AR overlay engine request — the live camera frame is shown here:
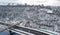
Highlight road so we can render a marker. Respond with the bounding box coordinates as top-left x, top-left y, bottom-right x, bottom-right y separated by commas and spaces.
12, 26, 48, 35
